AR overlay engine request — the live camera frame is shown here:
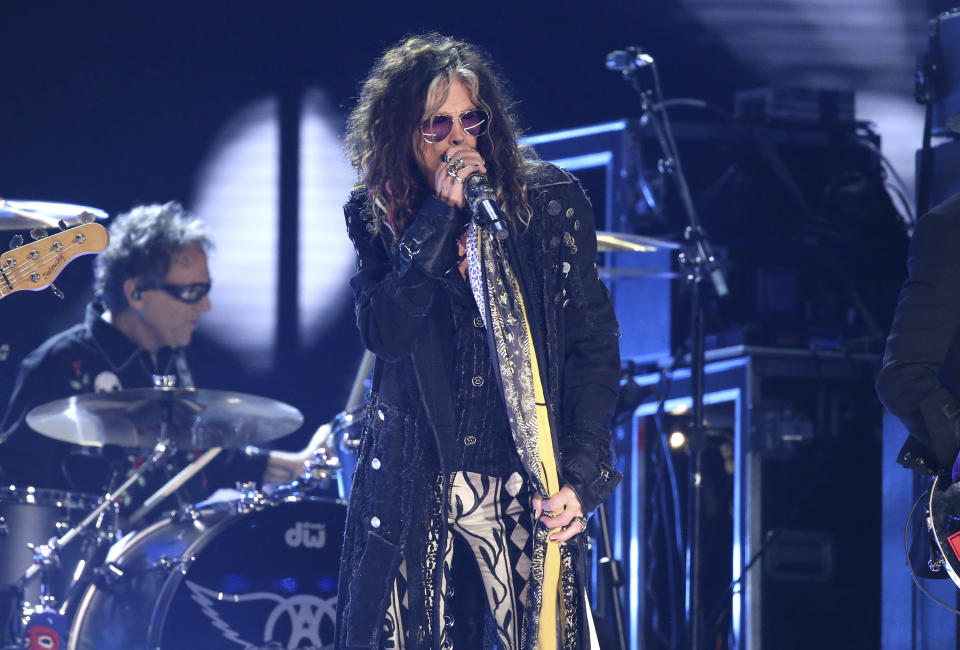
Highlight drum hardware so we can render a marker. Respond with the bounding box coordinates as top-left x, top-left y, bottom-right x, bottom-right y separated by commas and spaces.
235, 482, 270, 515
4, 457, 161, 650
301, 442, 343, 486
18, 441, 171, 591
174, 503, 202, 523
97, 563, 125, 586
17, 386, 303, 648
